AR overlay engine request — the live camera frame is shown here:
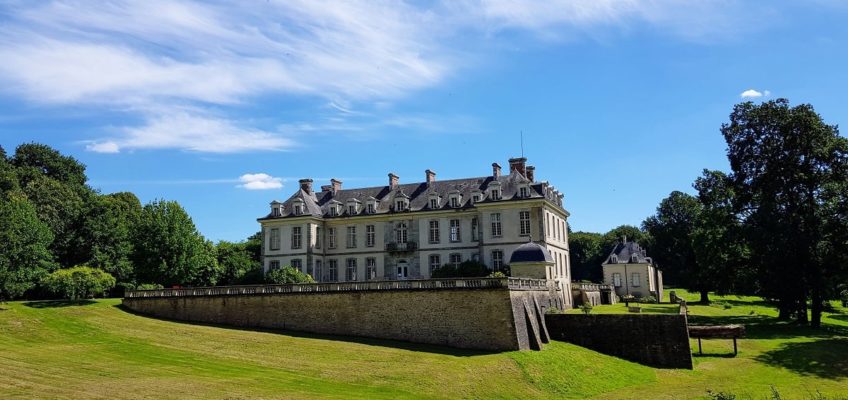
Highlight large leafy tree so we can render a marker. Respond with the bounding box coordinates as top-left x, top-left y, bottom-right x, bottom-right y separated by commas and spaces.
21, 175, 91, 266
0, 192, 55, 300
132, 200, 220, 287
722, 99, 848, 327
216, 241, 260, 285
601, 225, 648, 251
568, 231, 604, 282
10, 143, 87, 187
642, 191, 705, 301
77, 192, 142, 286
